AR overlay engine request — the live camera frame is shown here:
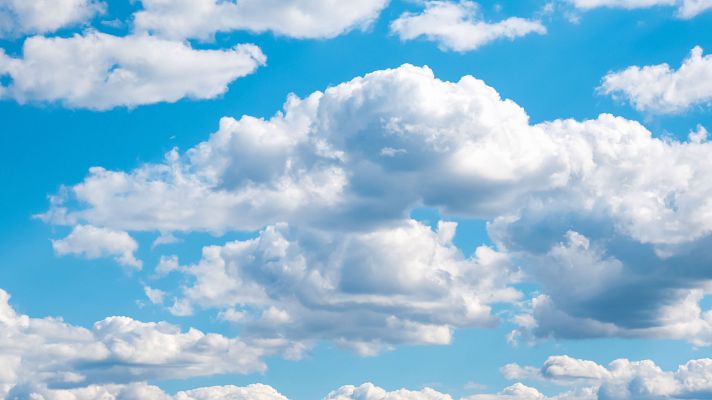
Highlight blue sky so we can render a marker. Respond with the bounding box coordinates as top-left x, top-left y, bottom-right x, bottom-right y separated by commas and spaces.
2, 1, 712, 399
